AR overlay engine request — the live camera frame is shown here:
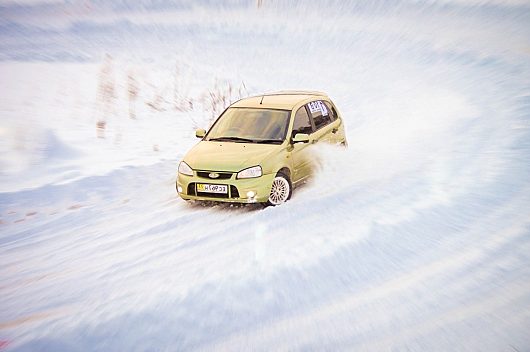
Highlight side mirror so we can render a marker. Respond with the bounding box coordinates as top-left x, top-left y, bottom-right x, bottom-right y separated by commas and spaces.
195, 128, 206, 138
292, 133, 310, 144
